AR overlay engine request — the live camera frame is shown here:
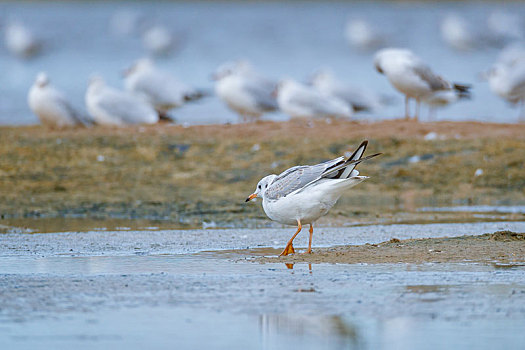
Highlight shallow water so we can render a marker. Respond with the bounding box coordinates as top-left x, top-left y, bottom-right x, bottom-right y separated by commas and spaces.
1, 1, 525, 125
1, 222, 525, 348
